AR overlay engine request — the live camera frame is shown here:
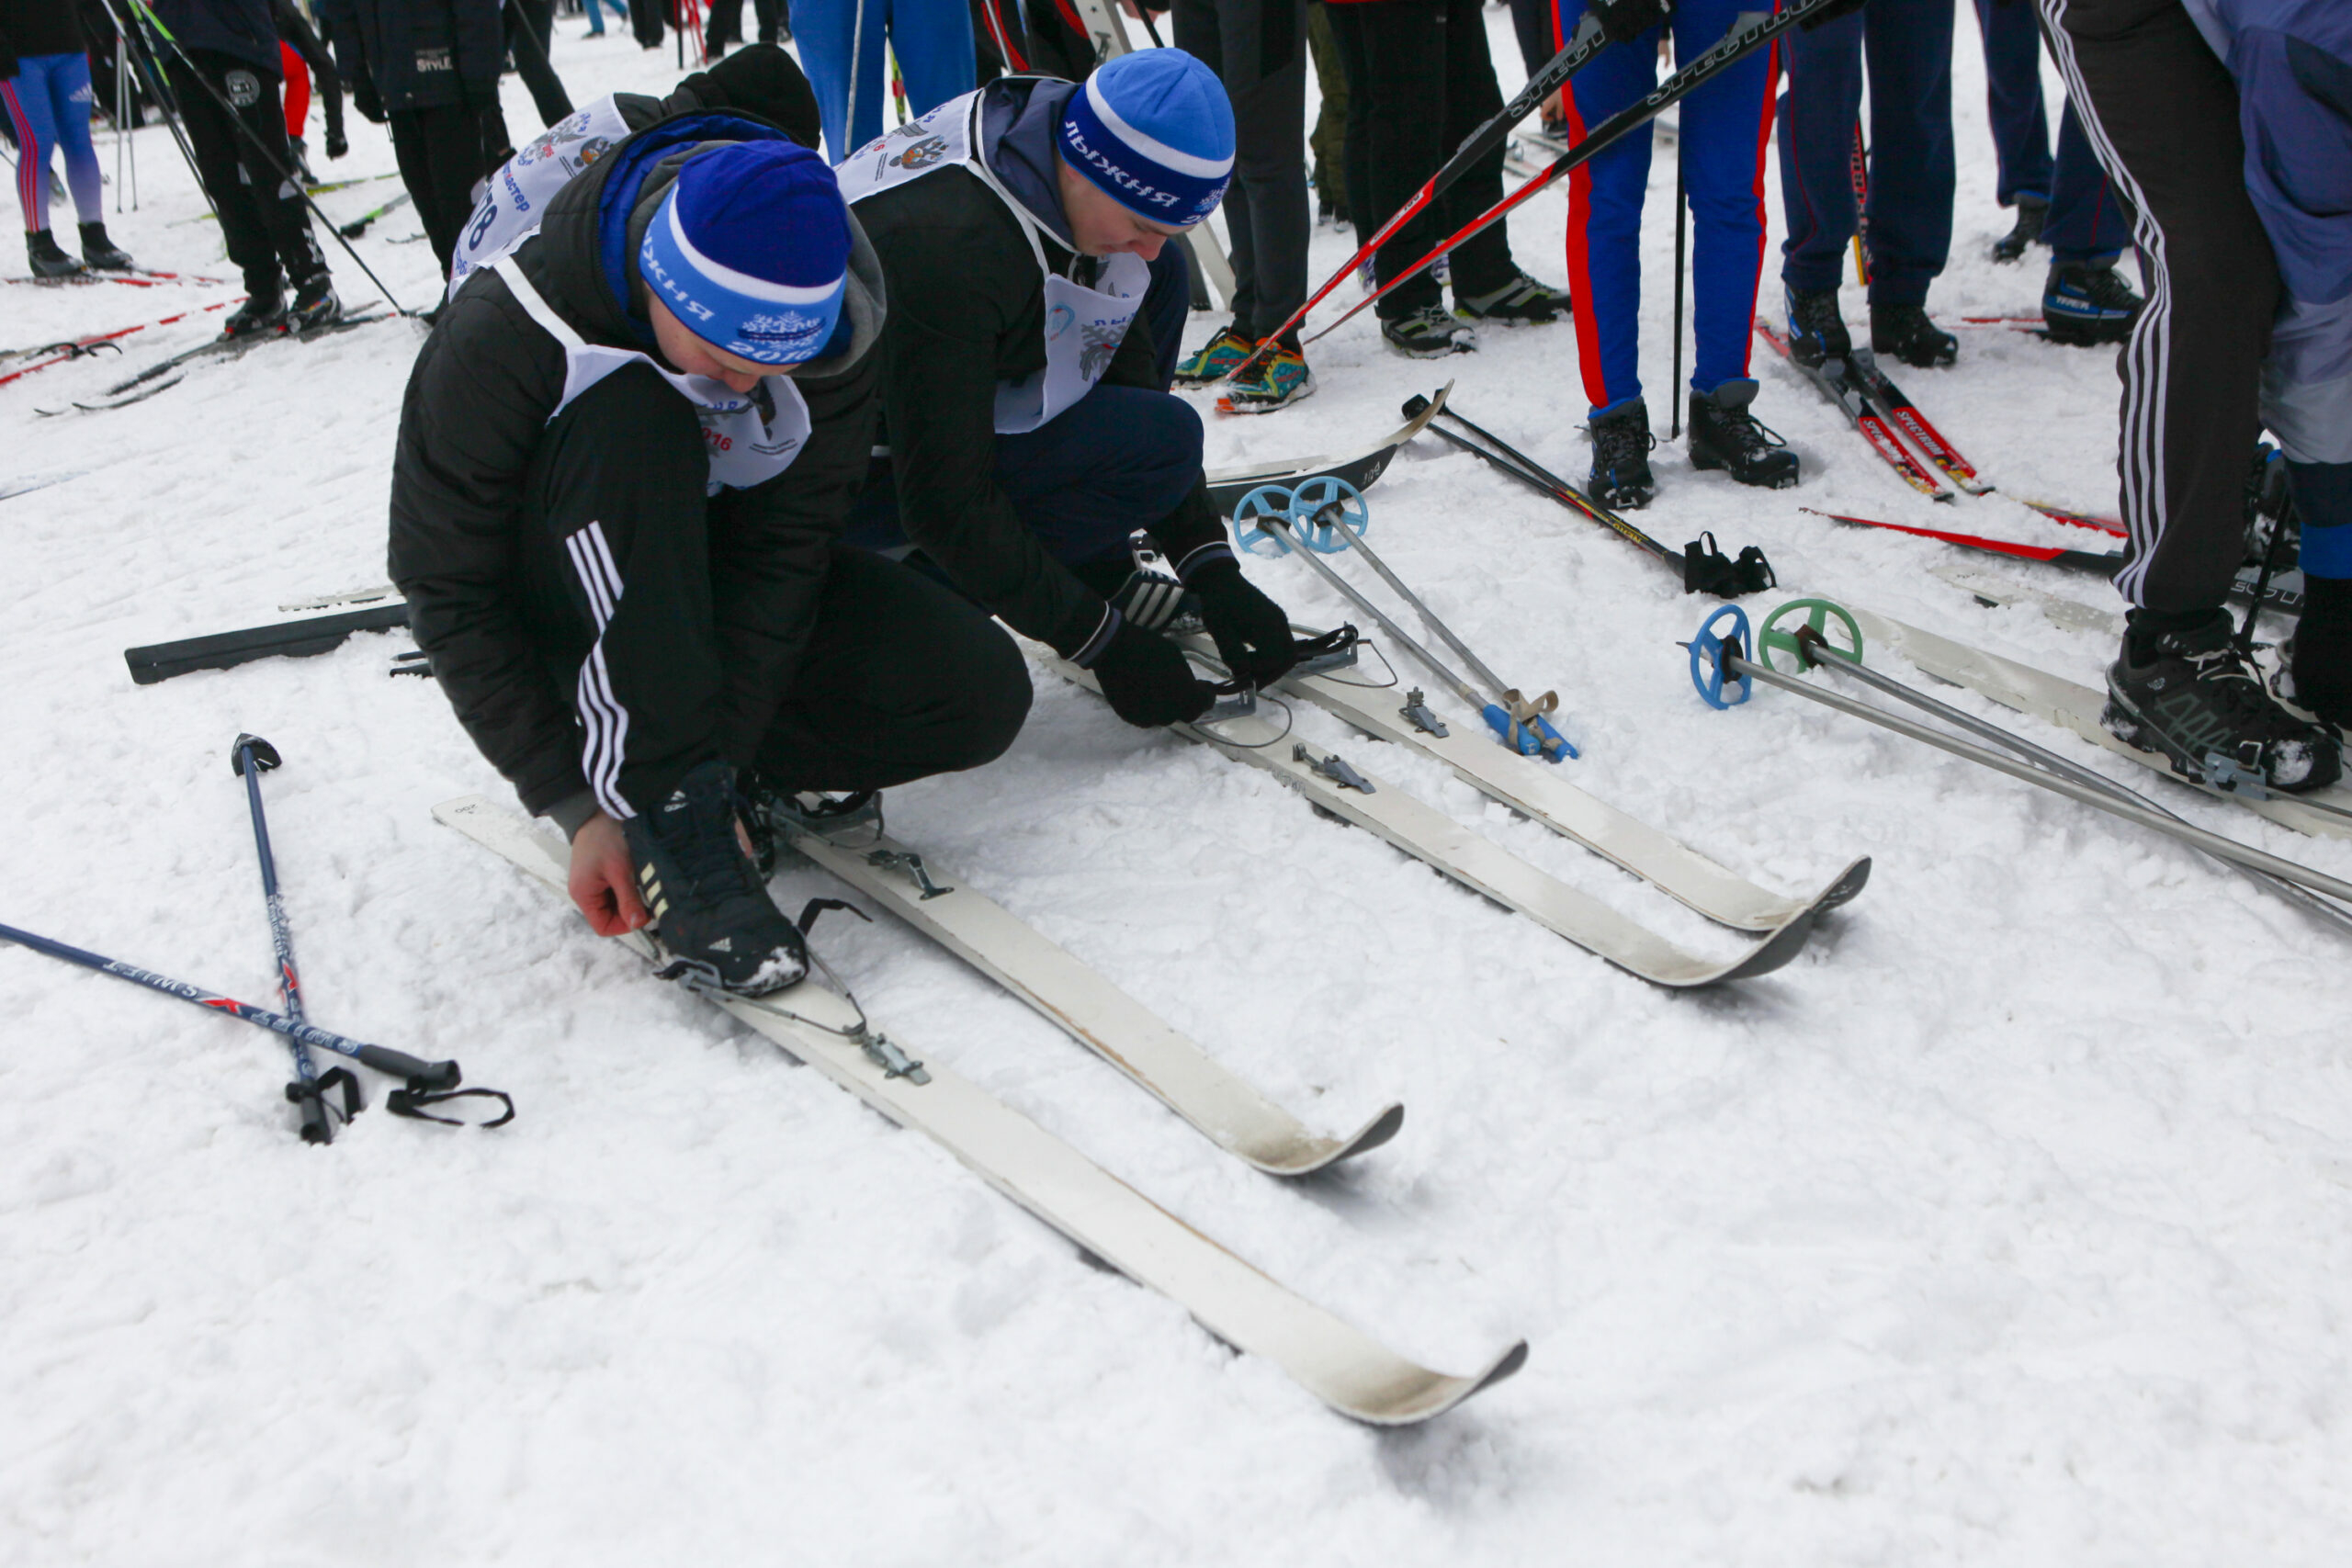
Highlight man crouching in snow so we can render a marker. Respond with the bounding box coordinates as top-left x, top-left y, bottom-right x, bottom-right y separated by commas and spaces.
390, 113, 1032, 996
